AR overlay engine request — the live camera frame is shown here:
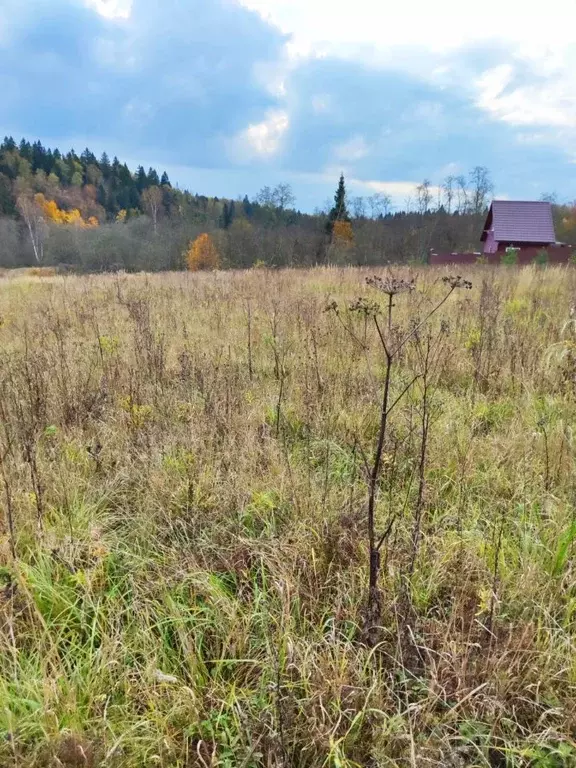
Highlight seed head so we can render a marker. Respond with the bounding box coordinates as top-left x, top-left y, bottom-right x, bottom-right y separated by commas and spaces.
349, 297, 380, 317
442, 275, 472, 290
324, 300, 339, 314
366, 275, 416, 296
